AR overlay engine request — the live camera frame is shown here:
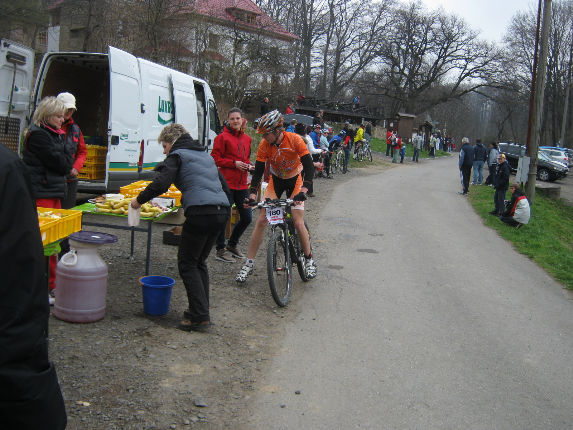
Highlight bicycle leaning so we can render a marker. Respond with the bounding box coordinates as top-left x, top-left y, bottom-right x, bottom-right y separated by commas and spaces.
253, 198, 313, 307
355, 139, 373, 162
